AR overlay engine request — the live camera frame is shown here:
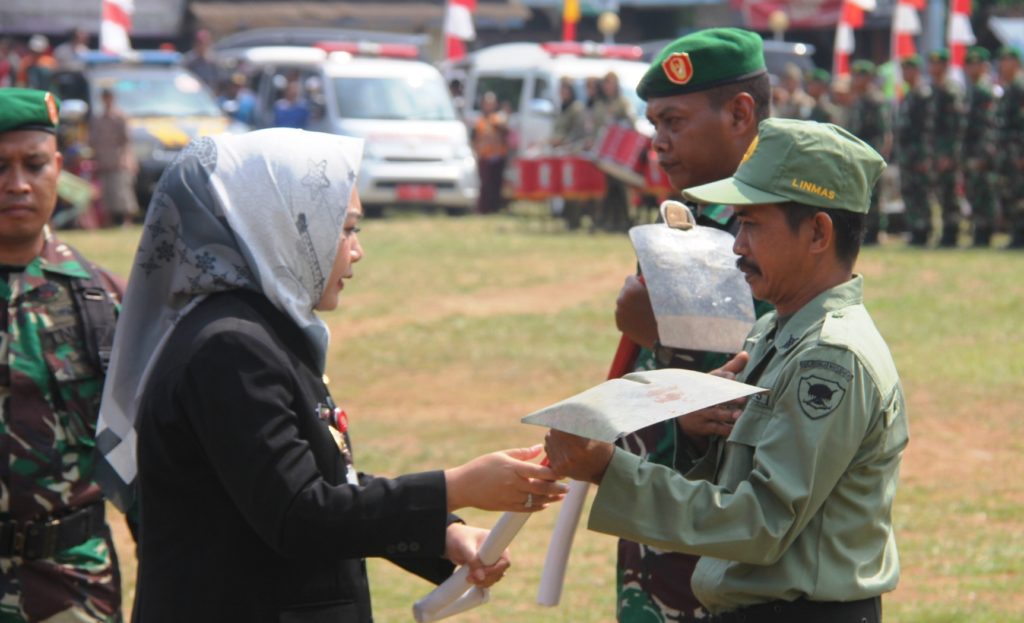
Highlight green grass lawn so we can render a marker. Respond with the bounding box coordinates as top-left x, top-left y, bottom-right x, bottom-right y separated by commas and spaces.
63, 212, 1024, 622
